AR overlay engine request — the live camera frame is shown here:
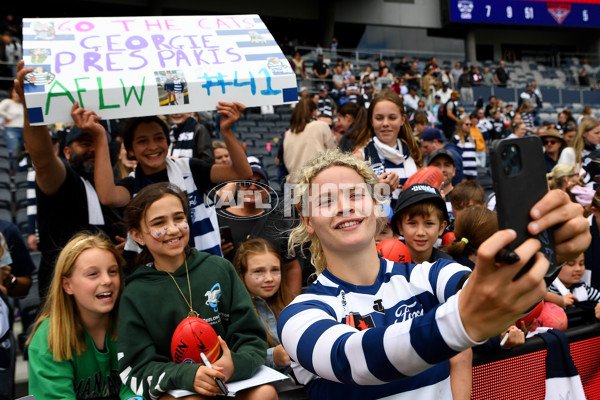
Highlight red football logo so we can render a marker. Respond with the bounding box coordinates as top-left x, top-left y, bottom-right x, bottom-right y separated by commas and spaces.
171, 317, 221, 364
403, 167, 444, 191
